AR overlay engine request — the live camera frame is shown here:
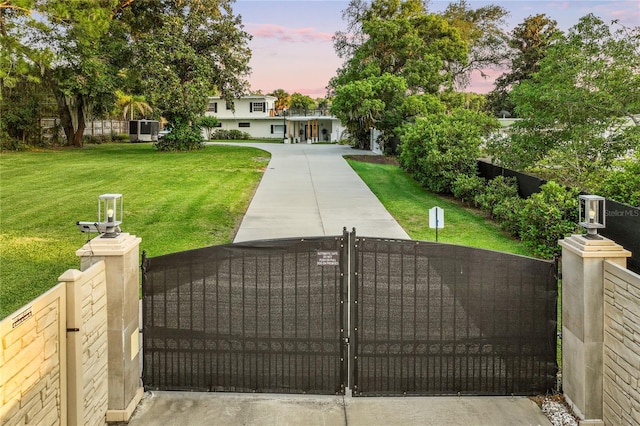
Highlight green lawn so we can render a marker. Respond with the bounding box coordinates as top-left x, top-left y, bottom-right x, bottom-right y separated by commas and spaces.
346, 159, 533, 256
0, 143, 269, 319
1, 145, 536, 320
